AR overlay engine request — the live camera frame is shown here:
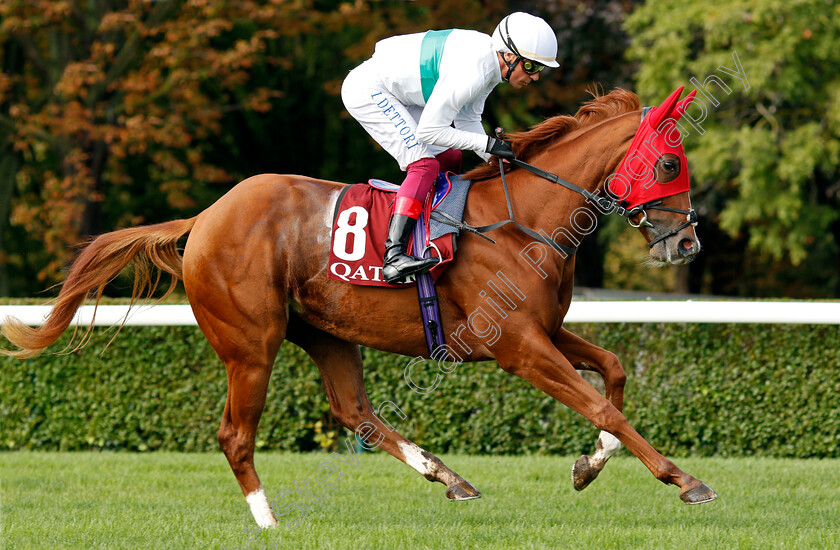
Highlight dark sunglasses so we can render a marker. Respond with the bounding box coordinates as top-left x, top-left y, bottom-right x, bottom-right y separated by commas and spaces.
520, 58, 545, 75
